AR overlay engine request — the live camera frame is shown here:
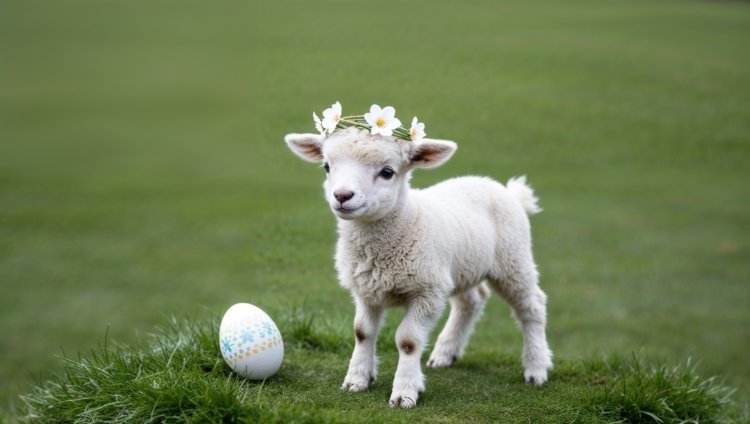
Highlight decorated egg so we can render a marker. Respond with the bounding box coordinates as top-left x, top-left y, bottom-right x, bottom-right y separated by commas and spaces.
219, 303, 284, 380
